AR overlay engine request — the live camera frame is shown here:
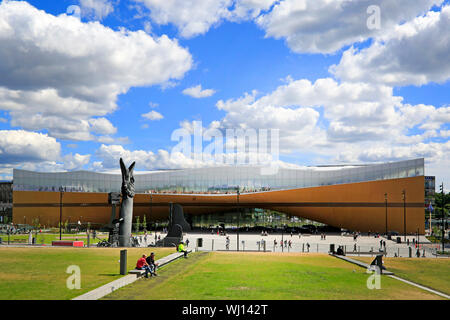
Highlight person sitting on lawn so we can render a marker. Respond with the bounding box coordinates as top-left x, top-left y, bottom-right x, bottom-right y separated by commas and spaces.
136, 254, 152, 278
178, 241, 188, 258
145, 252, 158, 276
